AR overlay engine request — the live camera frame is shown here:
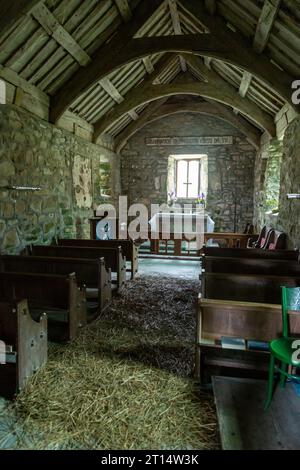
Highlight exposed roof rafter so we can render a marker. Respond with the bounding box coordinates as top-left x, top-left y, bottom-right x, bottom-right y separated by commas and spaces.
253, 0, 281, 54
